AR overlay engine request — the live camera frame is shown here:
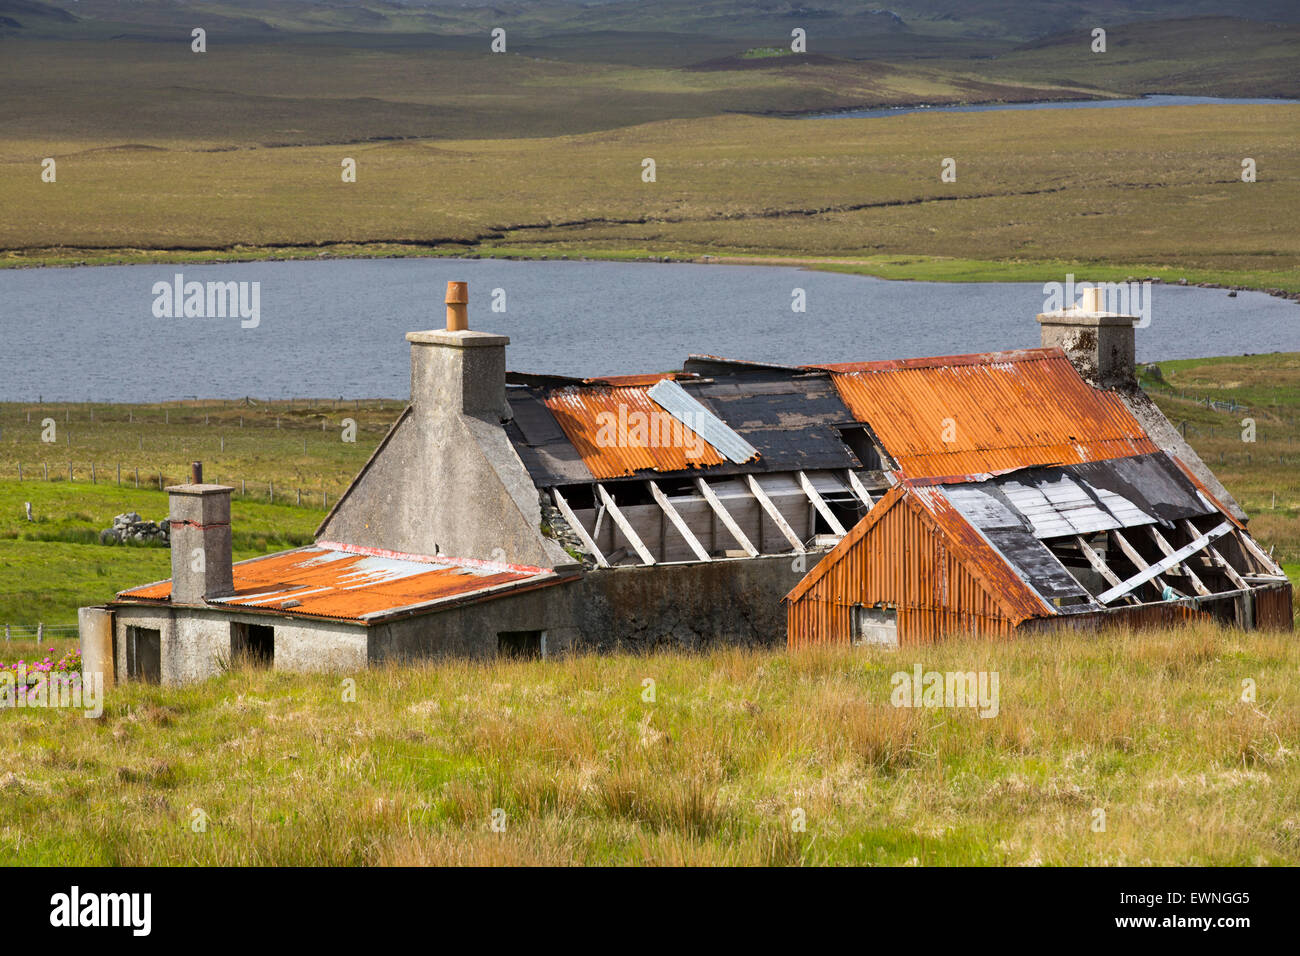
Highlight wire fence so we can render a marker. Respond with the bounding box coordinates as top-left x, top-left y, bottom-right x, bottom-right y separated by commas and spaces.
2, 624, 79, 641
0, 463, 334, 508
